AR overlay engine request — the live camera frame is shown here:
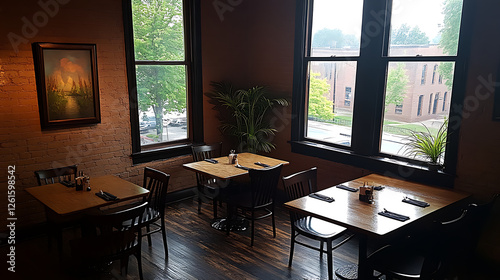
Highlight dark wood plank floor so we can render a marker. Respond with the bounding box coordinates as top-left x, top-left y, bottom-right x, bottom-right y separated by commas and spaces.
2, 197, 497, 280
